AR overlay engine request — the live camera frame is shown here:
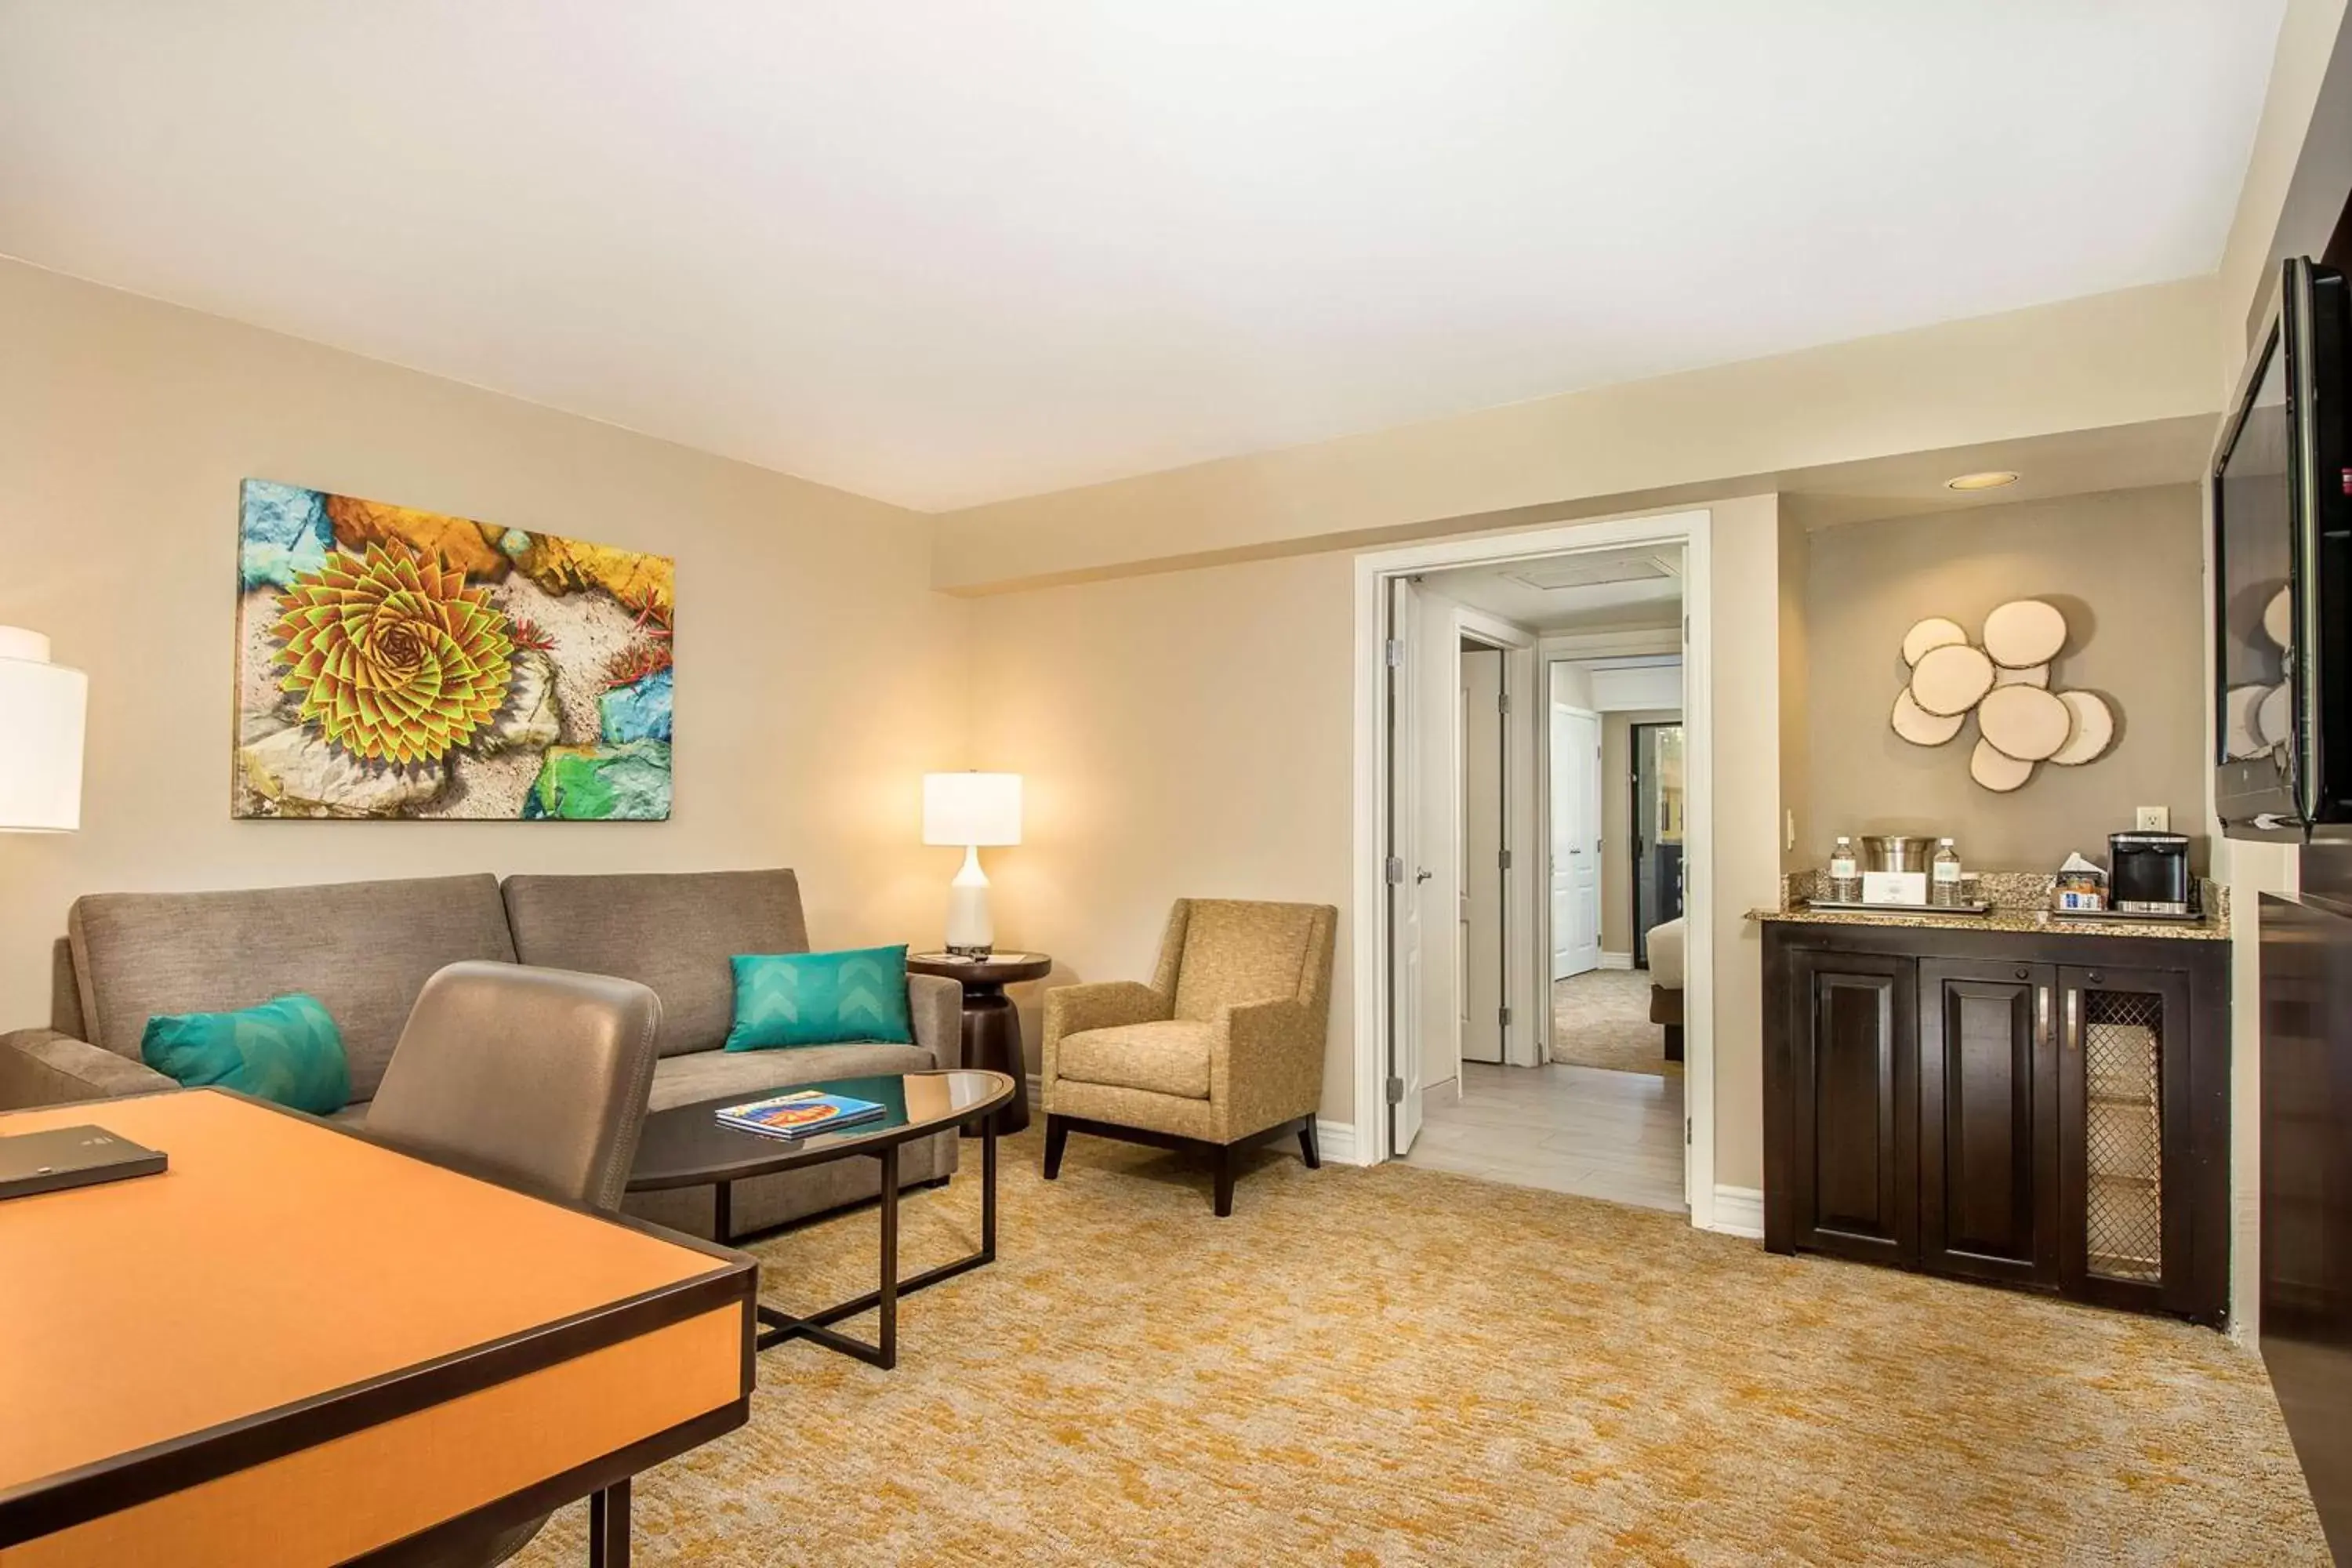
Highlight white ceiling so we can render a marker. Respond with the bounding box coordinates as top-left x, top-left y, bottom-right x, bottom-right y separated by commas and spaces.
1428, 545, 1682, 633
0, 2, 2285, 512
